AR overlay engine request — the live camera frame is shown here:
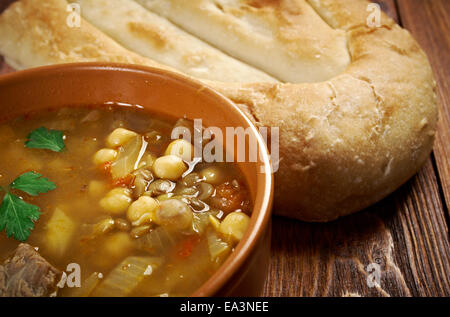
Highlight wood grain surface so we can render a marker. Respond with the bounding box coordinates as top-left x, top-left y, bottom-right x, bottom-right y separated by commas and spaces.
396, 0, 450, 215
0, 0, 448, 297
